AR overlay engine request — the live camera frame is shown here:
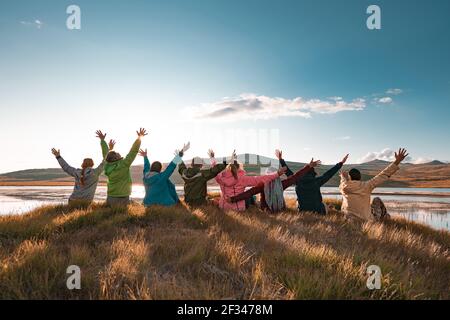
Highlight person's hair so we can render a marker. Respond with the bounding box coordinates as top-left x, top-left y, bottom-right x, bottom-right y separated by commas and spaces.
150, 161, 162, 173
80, 158, 94, 186
228, 161, 239, 180
106, 151, 122, 163
349, 168, 362, 181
